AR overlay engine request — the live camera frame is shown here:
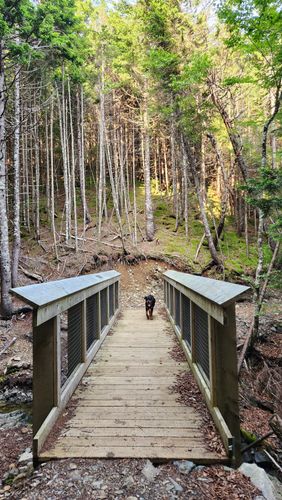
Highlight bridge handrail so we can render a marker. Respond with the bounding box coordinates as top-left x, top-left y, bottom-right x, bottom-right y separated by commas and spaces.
163, 271, 249, 464
11, 271, 121, 459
